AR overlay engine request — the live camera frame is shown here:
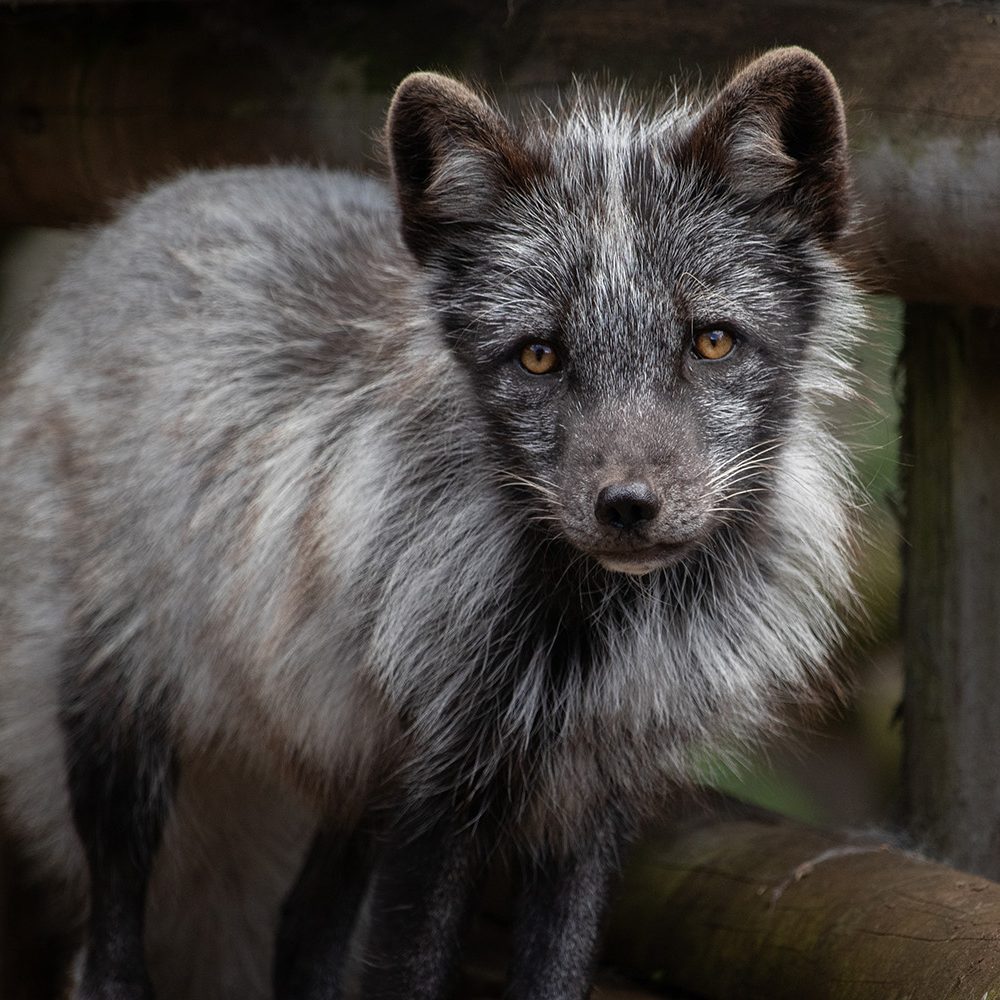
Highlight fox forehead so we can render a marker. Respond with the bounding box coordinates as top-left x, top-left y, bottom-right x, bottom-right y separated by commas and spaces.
462, 119, 812, 326
471, 167, 817, 368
